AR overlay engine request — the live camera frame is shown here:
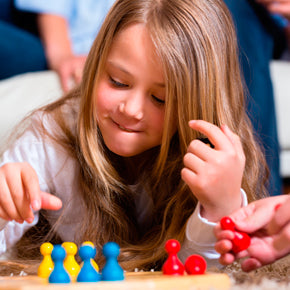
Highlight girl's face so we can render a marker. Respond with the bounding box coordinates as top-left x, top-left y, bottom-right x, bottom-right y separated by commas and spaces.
94, 24, 167, 157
